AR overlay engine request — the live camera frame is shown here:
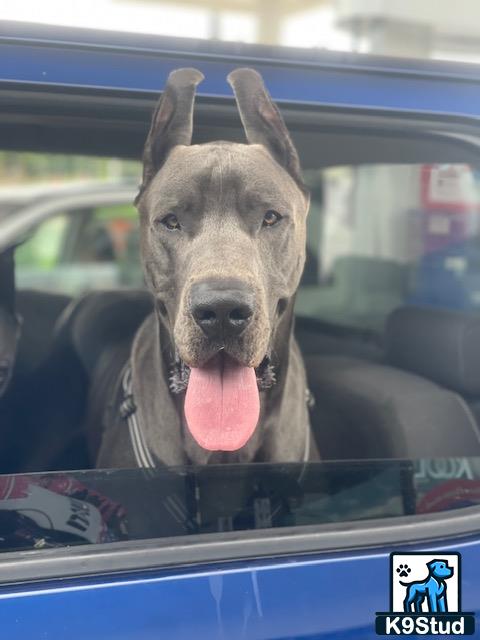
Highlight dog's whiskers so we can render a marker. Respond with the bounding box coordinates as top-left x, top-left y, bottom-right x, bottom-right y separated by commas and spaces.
168, 353, 276, 394
256, 357, 276, 390
169, 353, 191, 394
